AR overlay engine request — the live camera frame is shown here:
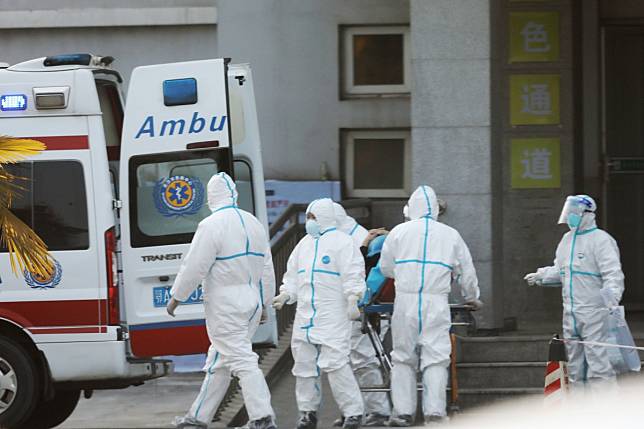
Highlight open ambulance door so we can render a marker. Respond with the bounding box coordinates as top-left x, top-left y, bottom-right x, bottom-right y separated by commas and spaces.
118, 59, 271, 357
